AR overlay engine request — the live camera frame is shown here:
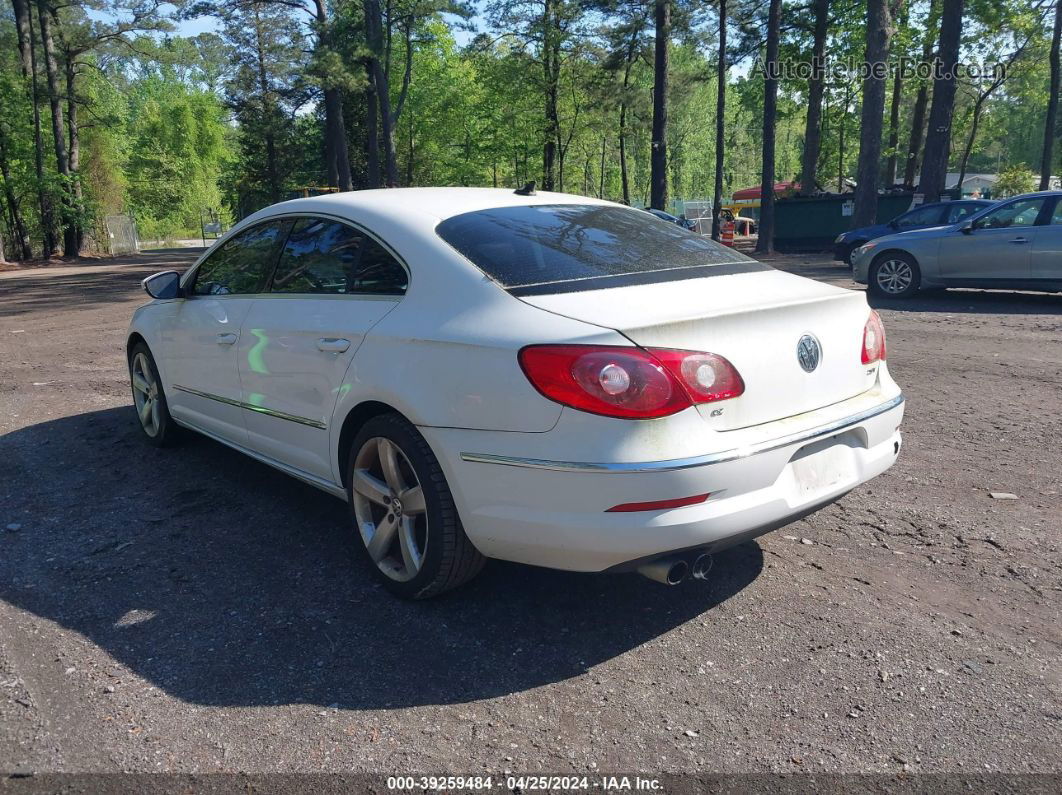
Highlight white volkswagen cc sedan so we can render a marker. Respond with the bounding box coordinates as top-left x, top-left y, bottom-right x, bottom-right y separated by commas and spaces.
128, 187, 904, 598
